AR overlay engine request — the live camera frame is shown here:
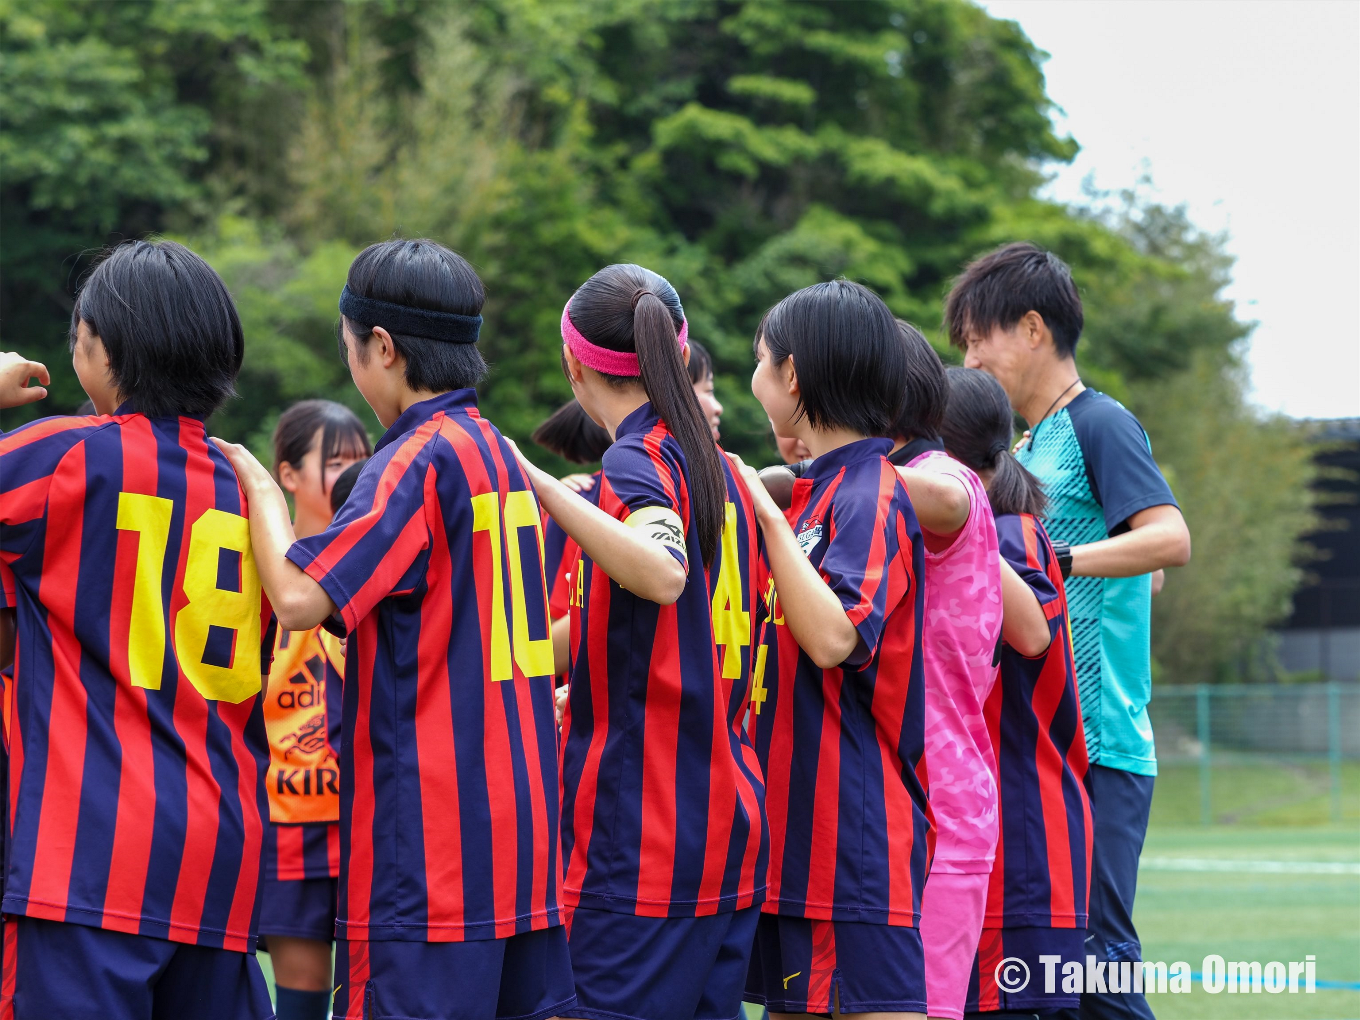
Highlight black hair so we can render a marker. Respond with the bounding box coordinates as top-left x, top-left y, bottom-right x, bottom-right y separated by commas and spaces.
531, 399, 613, 464
330, 459, 368, 515
68, 239, 244, 418
686, 339, 713, 386
892, 319, 947, 442
940, 367, 1048, 518
341, 239, 489, 392
272, 399, 373, 479
944, 242, 1084, 358
567, 263, 725, 566
756, 279, 907, 436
